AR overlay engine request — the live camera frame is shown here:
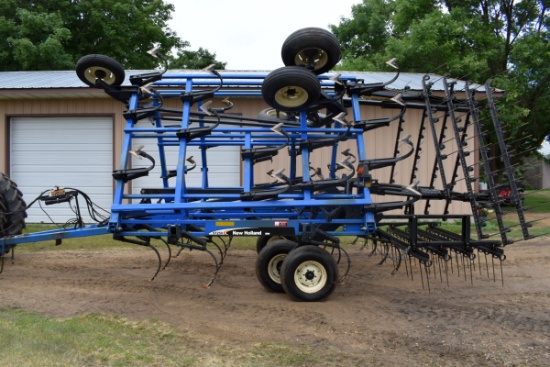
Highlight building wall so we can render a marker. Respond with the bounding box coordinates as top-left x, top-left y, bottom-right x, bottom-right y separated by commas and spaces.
1, 91, 472, 217
256, 103, 472, 215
